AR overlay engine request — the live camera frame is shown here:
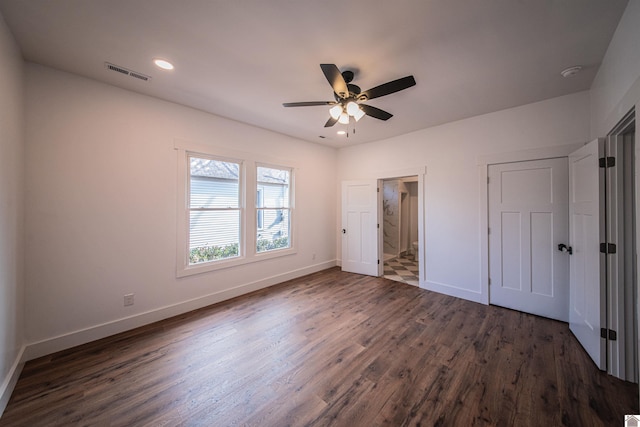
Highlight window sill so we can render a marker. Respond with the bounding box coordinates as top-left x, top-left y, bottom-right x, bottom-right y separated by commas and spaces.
177, 248, 297, 278
254, 247, 297, 261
